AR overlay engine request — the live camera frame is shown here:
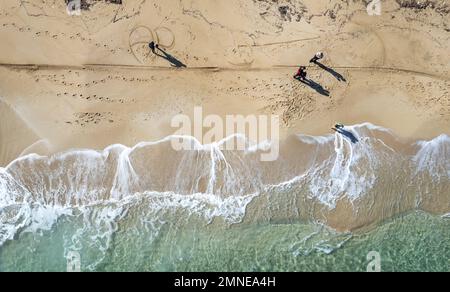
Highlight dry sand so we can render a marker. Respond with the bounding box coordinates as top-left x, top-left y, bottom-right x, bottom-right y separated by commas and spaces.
0, 0, 449, 165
